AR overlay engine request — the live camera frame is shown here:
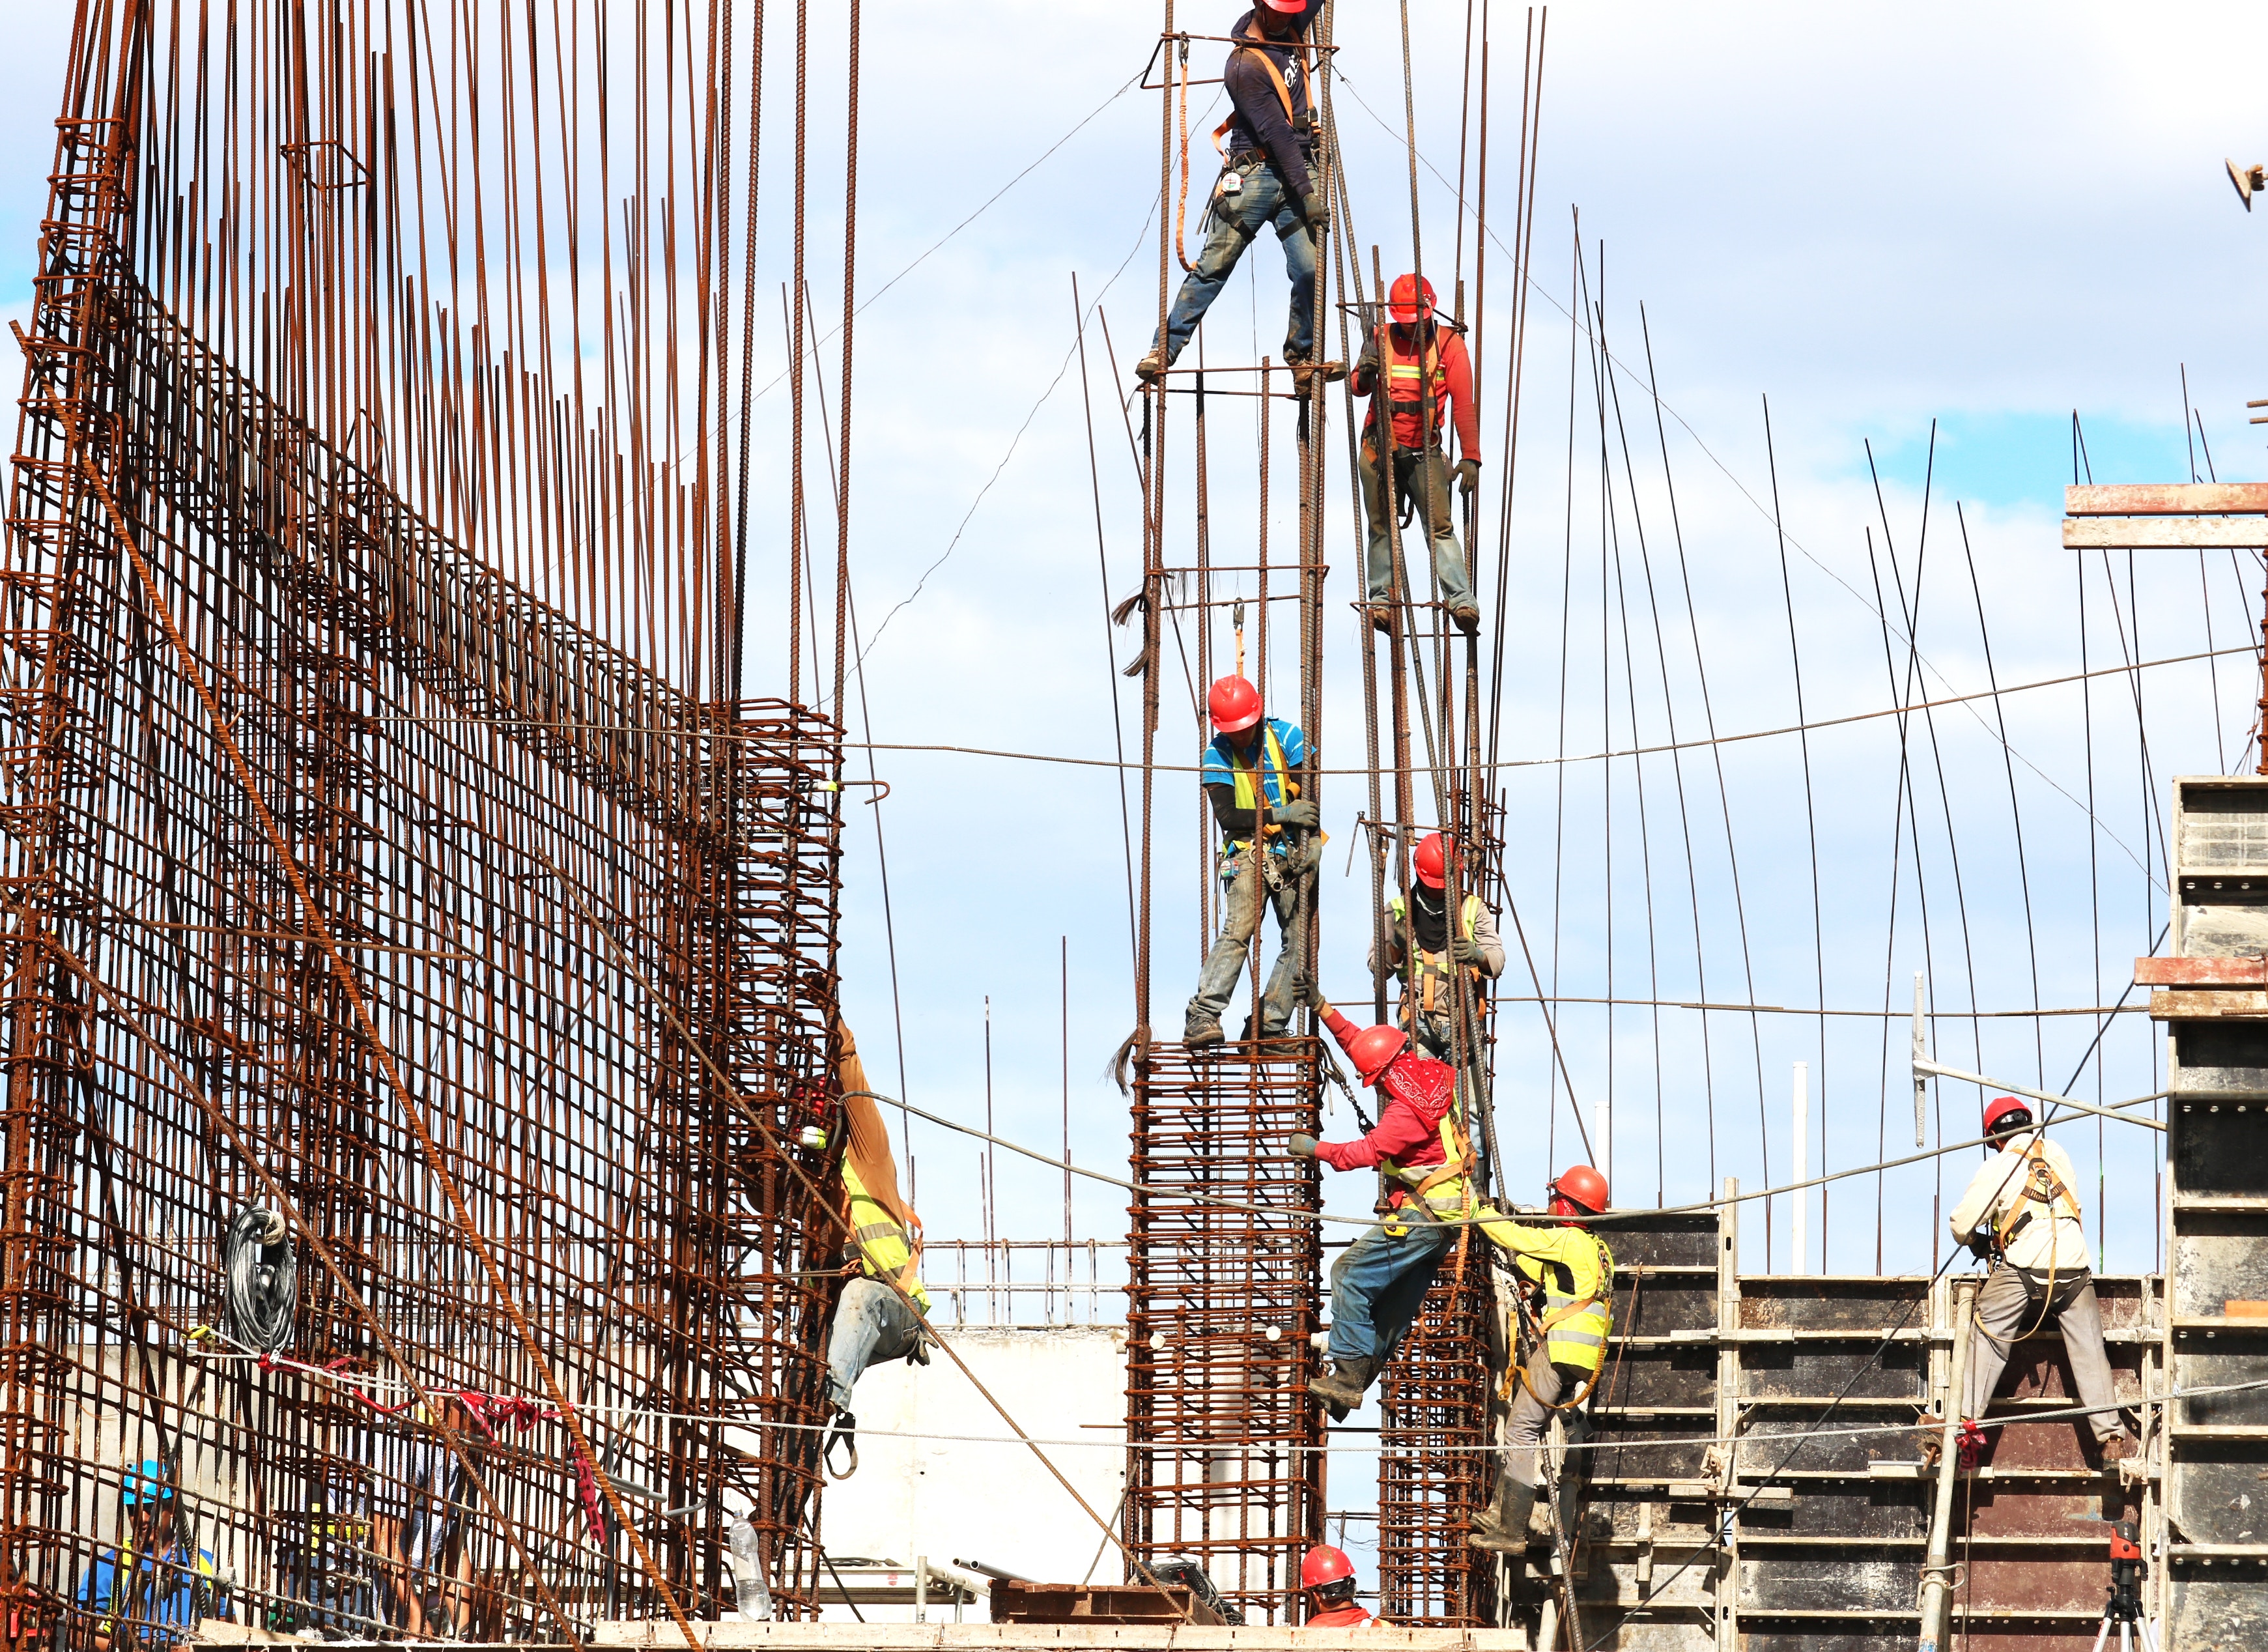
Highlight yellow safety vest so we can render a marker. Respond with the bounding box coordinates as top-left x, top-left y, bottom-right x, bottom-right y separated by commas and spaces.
1376, 1081, 1479, 1219
1219, 724, 1293, 861
1512, 1232, 1615, 1374
844, 1160, 929, 1312
1386, 892, 1486, 1016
